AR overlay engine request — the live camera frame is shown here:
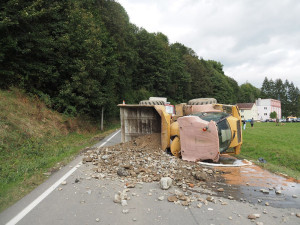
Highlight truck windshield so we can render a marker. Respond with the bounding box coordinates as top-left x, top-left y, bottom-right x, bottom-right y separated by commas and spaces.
193, 112, 232, 153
